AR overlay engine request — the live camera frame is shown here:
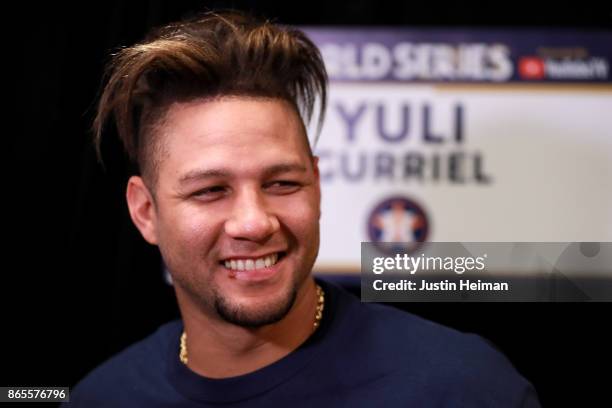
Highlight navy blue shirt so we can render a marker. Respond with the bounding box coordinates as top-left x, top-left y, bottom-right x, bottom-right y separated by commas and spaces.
66, 279, 540, 407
